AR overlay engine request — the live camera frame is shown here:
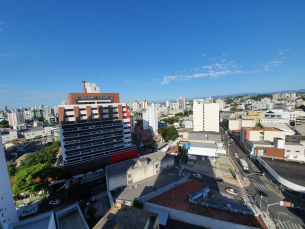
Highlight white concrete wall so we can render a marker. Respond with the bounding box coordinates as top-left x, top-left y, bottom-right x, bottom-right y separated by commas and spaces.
204, 103, 219, 132
241, 120, 255, 128
193, 100, 204, 131
285, 144, 305, 160
0, 134, 19, 228
249, 131, 261, 141
1, 130, 18, 144
264, 131, 285, 142
229, 120, 240, 130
